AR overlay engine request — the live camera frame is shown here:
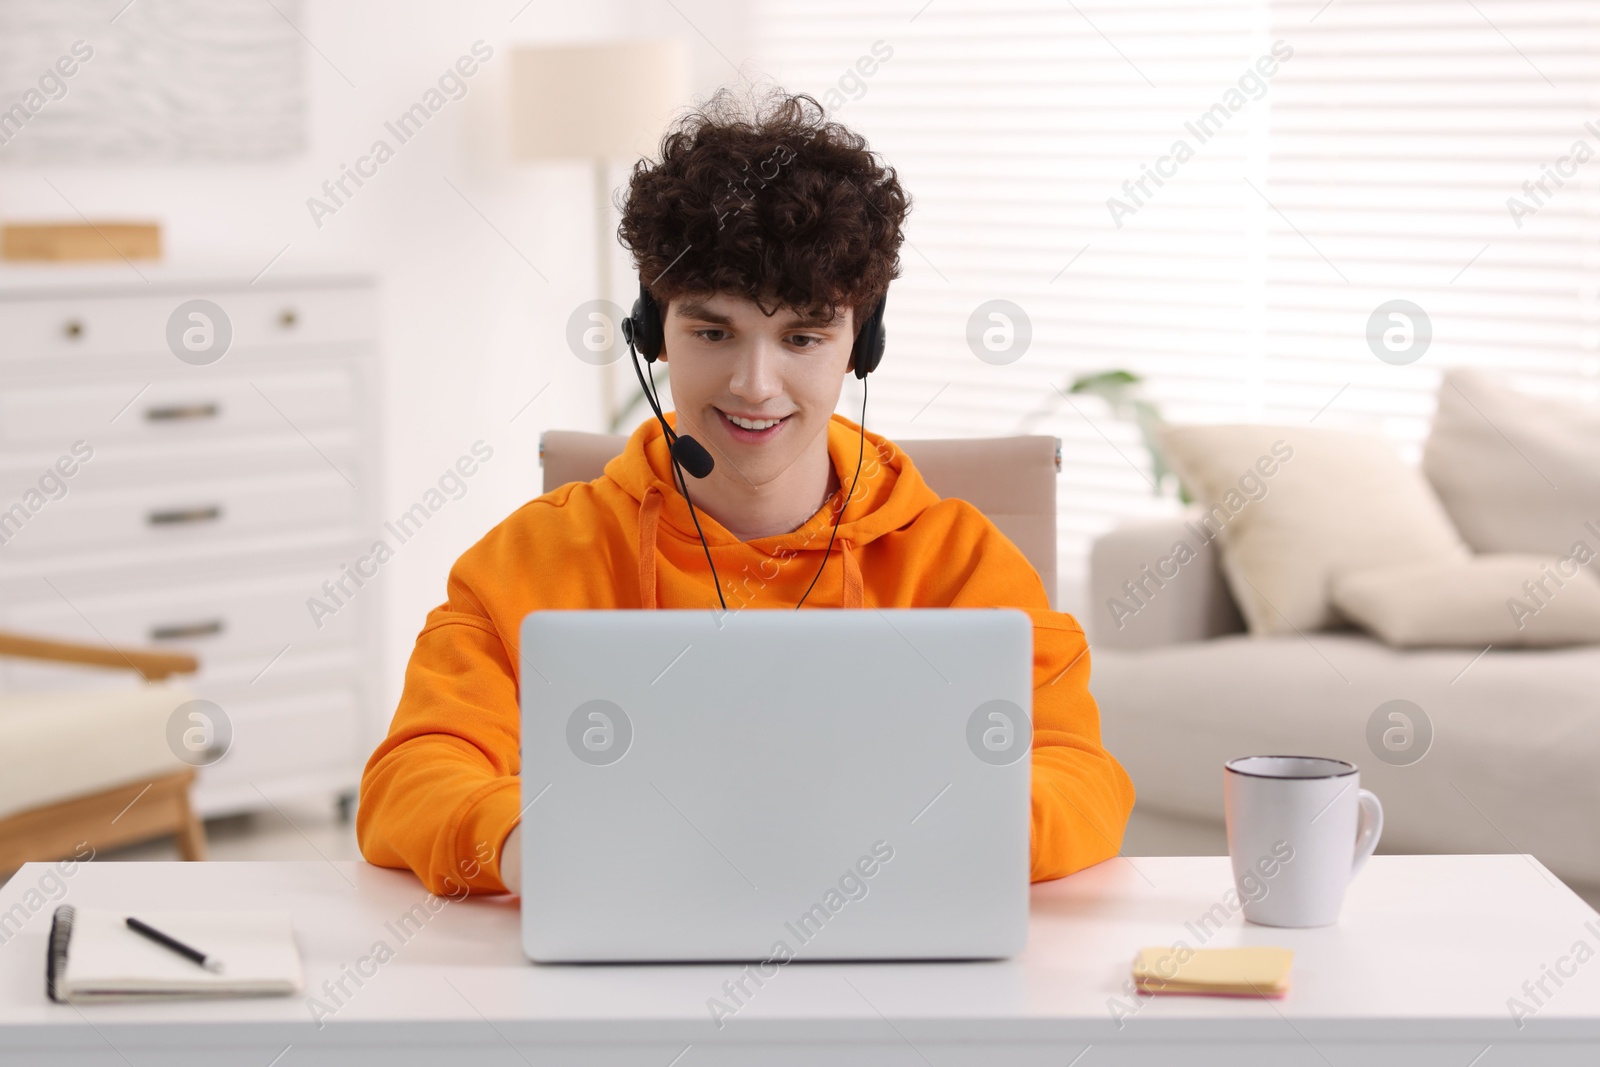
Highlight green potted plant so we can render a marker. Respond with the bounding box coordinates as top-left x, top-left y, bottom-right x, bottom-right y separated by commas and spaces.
1067, 370, 1190, 503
